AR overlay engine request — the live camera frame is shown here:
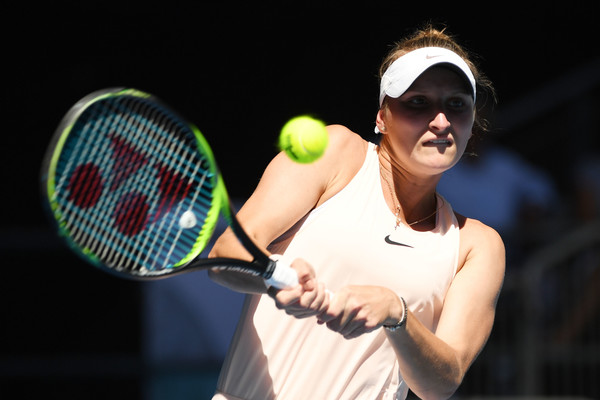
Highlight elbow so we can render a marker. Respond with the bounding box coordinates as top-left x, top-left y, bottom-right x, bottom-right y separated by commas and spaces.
435, 365, 465, 400
442, 368, 464, 399
415, 385, 460, 400
412, 363, 465, 400
439, 379, 462, 400
415, 386, 460, 400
